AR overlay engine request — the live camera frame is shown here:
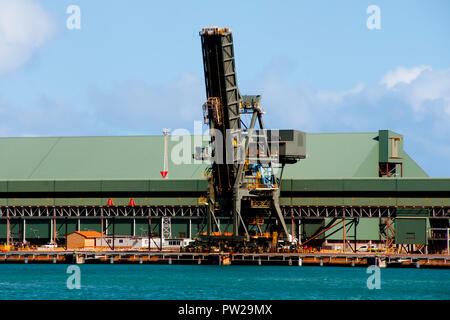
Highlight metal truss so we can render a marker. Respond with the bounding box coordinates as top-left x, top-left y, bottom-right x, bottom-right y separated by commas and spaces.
281, 206, 450, 218
428, 207, 450, 218
162, 217, 172, 238
0, 205, 448, 218
0, 206, 205, 218
281, 206, 395, 218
